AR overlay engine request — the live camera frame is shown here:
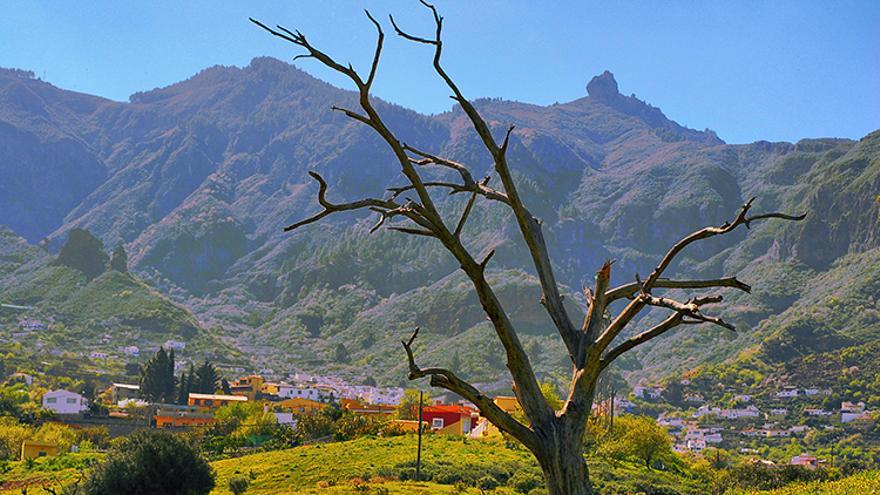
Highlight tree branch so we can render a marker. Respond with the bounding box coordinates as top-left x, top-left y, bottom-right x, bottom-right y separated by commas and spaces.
390, 1, 579, 357
284, 172, 434, 234
643, 197, 806, 291
600, 293, 731, 369
605, 276, 751, 302
643, 294, 735, 331
401, 327, 538, 450
600, 313, 684, 370
255, 7, 551, 425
